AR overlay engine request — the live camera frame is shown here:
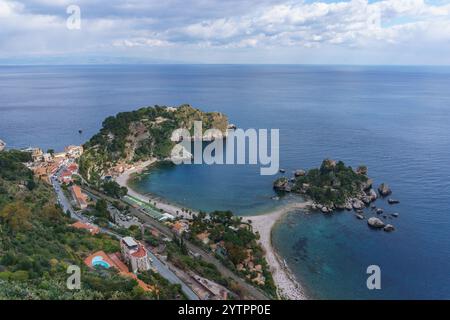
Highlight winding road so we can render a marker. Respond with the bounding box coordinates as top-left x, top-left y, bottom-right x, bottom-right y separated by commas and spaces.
83, 186, 270, 300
